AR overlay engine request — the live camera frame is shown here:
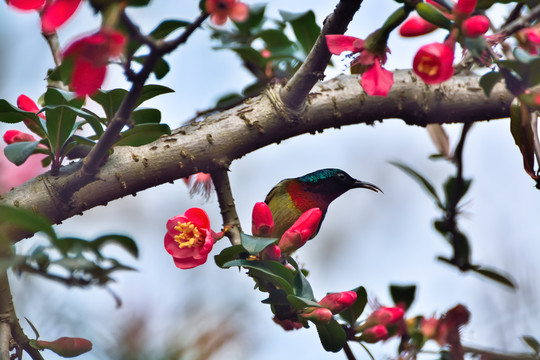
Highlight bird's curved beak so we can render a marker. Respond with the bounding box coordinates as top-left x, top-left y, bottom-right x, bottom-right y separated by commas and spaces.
353, 180, 383, 193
